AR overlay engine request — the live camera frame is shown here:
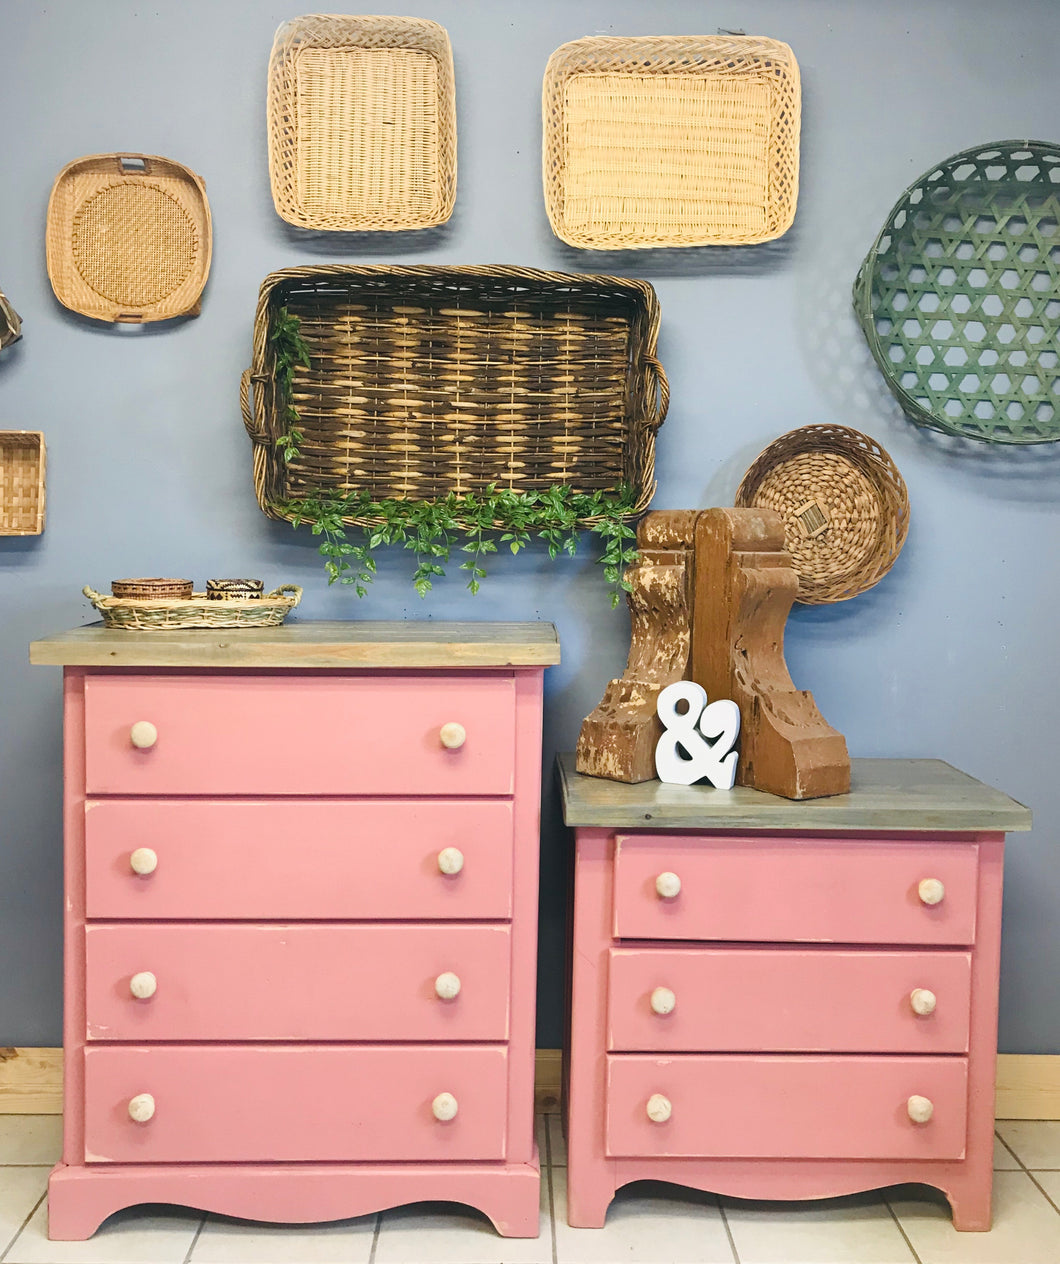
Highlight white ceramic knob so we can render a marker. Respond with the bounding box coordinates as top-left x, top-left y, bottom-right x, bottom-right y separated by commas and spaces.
435, 971, 461, 1000
437, 847, 465, 875
129, 847, 158, 876
129, 971, 157, 1000
646, 1093, 672, 1123
655, 871, 682, 899
128, 1093, 155, 1123
918, 878, 945, 906
650, 986, 676, 1015
907, 1094, 934, 1124
129, 720, 158, 749
432, 1091, 458, 1121
910, 988, 937, 1016
439, 722, 466, 750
